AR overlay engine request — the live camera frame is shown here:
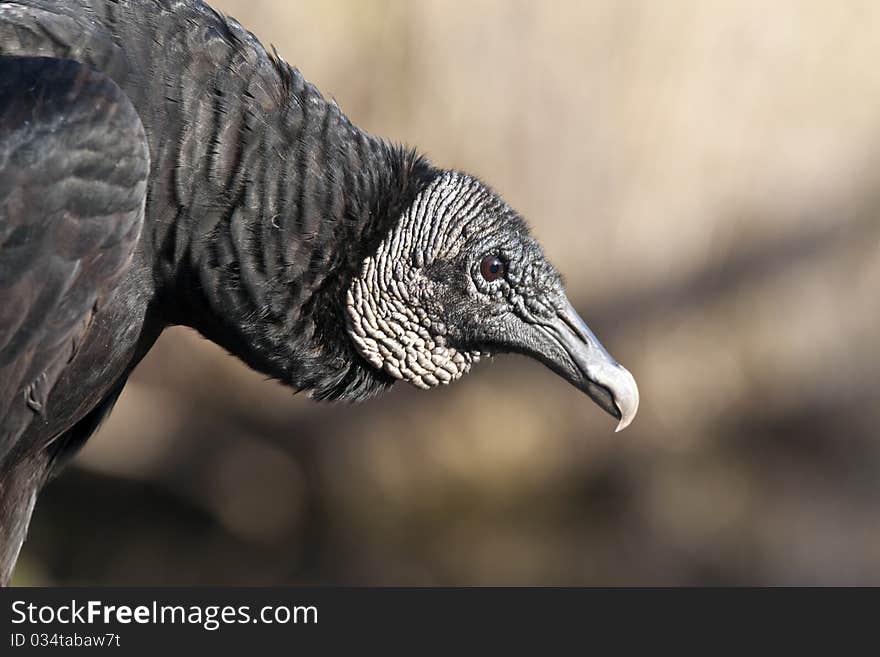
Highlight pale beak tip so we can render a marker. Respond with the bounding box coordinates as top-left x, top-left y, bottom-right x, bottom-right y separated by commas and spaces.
612, 365, 639, 433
